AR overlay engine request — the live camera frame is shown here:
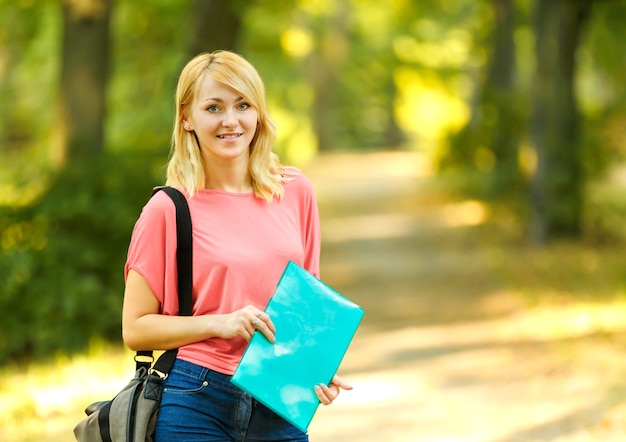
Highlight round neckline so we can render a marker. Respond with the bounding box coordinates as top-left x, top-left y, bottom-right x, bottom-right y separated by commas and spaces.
197, 188, 255, 197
